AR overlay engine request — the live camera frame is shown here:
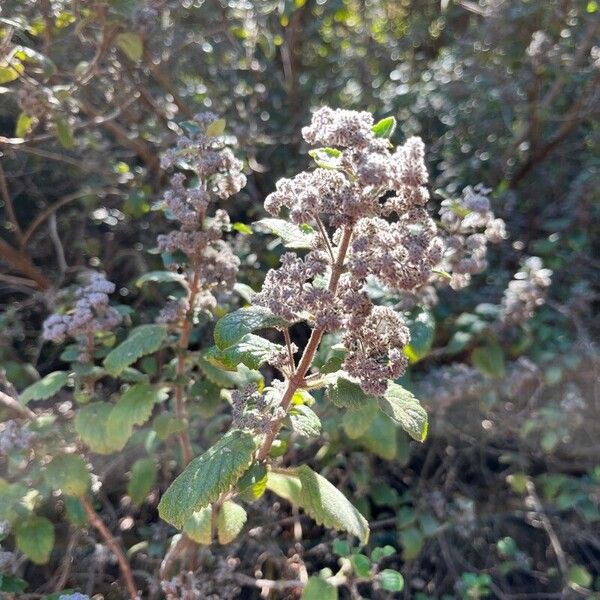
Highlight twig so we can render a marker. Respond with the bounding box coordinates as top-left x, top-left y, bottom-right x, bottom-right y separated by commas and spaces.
0, 163, 24, 246
0, 389, 35, 419
81, 496, 138, 600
